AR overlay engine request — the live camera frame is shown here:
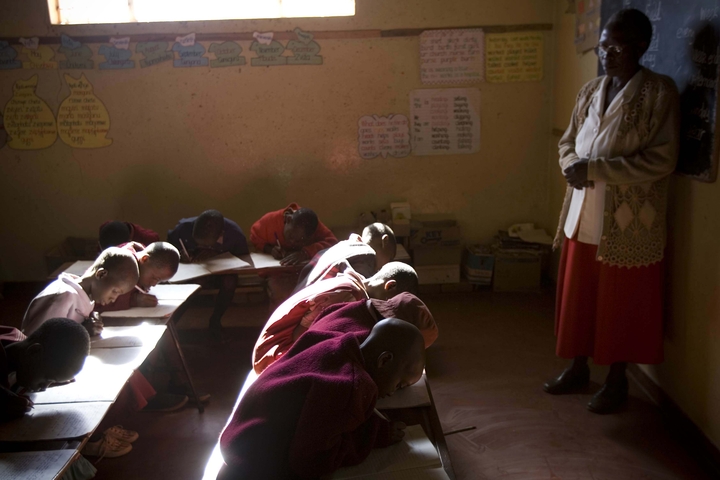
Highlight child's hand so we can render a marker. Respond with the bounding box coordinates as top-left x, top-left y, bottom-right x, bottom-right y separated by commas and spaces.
389, 421, 407, 444
133, 293, 158, 308
271, 245, 284, 260
280, 250, 308, 266
6, 392, 32, 418
83, 312, 104, 336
